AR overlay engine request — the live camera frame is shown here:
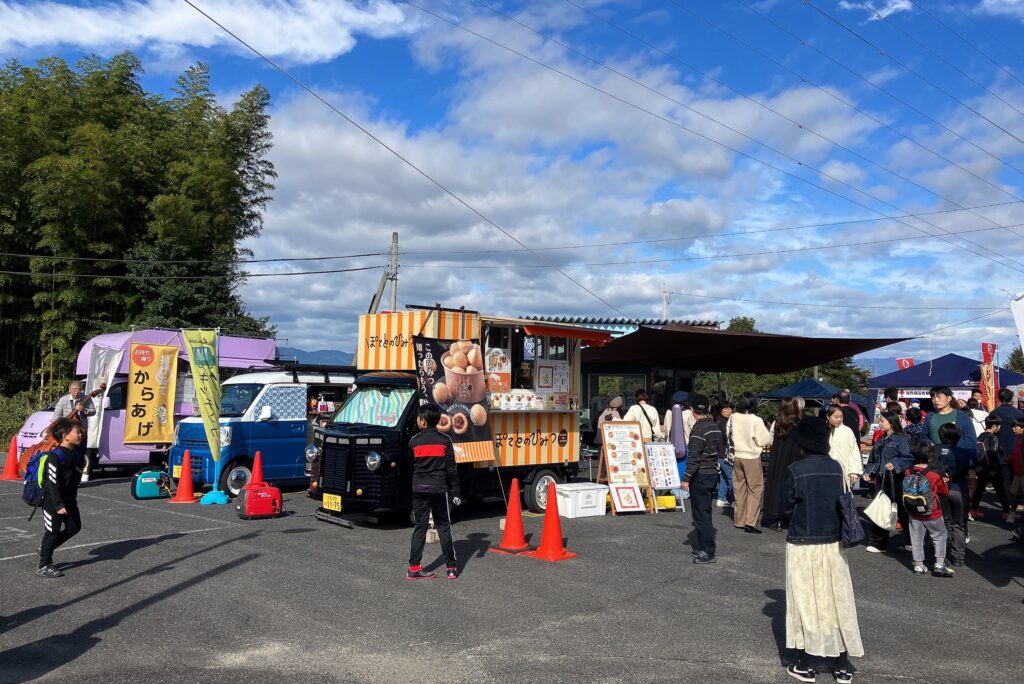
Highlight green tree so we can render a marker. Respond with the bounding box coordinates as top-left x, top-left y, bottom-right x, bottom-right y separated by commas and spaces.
1007, 345, 1024, 375
0, 54, 276, 400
